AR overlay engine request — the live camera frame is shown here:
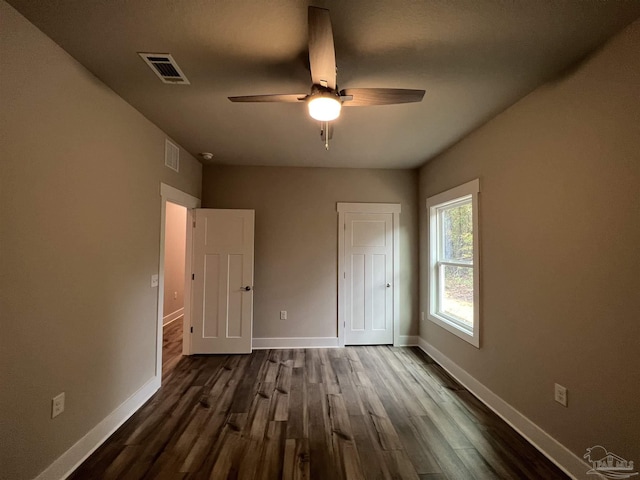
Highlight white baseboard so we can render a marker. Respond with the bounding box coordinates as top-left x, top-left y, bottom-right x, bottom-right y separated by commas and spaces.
35, 376, 161, 480
395, 335, 419, 346
417, 338, 589, 480
252, 335, 418, 349
163, 307, 184, 326
252, 337, 340, 349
